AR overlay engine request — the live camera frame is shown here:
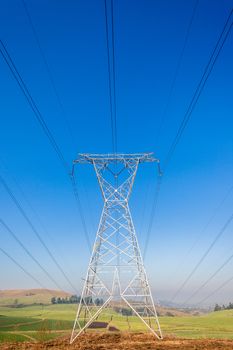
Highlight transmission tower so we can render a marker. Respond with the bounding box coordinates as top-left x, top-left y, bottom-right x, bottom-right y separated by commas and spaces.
70, 153, 162, 343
